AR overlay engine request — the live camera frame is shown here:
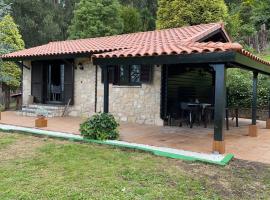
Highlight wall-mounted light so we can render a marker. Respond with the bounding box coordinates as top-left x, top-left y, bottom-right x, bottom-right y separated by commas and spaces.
78, 62, 84, 70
